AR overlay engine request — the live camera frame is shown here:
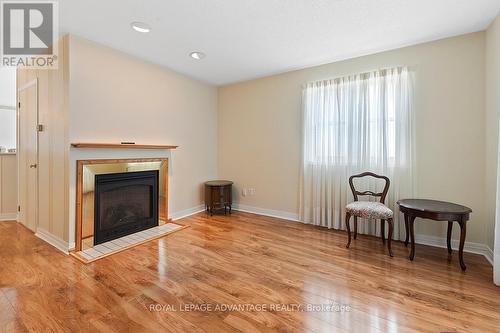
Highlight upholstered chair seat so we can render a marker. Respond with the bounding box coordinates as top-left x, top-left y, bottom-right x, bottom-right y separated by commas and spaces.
345, 172, 394, 257
345, 201, 393, 220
